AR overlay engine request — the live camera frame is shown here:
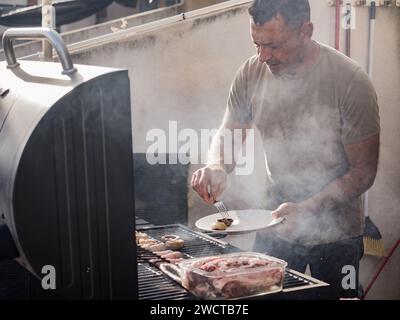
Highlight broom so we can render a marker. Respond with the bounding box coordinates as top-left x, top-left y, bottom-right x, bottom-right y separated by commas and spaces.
362, 2, 385, 258
362, 192, 385, 257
